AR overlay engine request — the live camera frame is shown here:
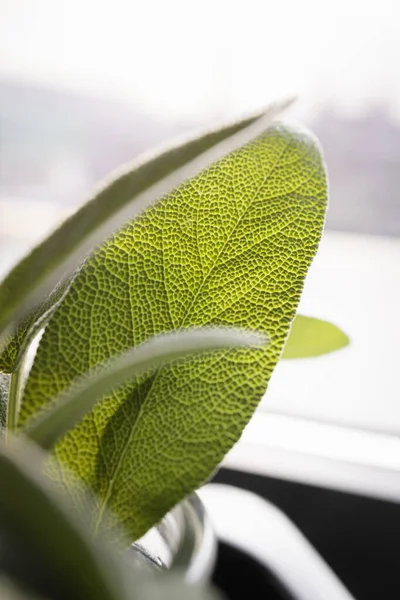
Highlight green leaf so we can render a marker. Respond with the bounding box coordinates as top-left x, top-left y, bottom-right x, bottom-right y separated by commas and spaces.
129, 575, 221, 600
0, 438, 220, 600
0, 437, 129, 600
2, 278, 79, 436
282, 315, 350, 359
0, 101, 290, 349
0, 561, 220, 600
0, 278, 73, 374
25, 328, 265, 450
20, 123, 327, 540
0, 579, 44, 600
